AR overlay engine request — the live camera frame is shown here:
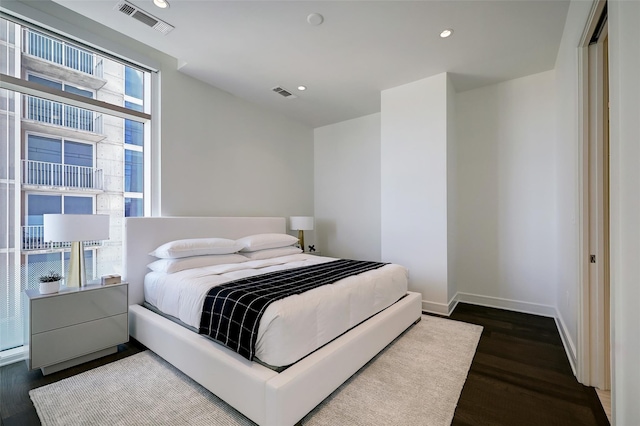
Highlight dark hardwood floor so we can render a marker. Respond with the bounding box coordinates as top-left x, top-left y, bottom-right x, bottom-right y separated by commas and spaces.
450, 303, 609, 426
1, 303, 608, 426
